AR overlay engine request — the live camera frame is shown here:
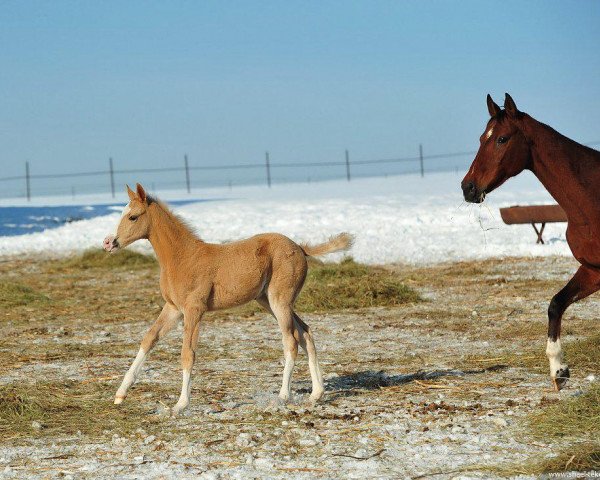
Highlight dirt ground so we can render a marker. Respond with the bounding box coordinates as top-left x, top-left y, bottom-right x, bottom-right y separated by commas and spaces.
0, 254, 598, 479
